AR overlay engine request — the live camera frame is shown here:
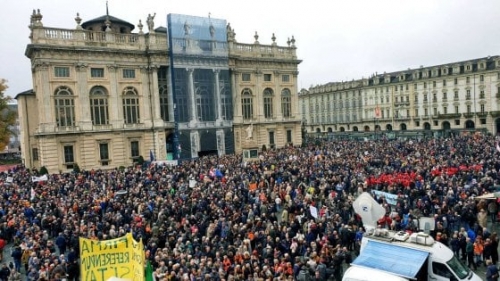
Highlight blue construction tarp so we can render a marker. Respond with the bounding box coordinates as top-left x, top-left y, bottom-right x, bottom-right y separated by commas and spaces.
352, 240, 429, 279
